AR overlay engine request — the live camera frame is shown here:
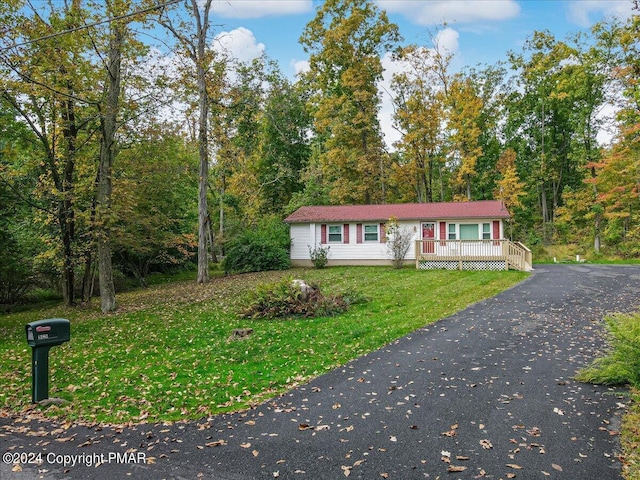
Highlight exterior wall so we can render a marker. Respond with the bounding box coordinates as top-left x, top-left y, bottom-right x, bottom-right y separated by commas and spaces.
289, 219, 504, 265
289, 224, 313, 261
